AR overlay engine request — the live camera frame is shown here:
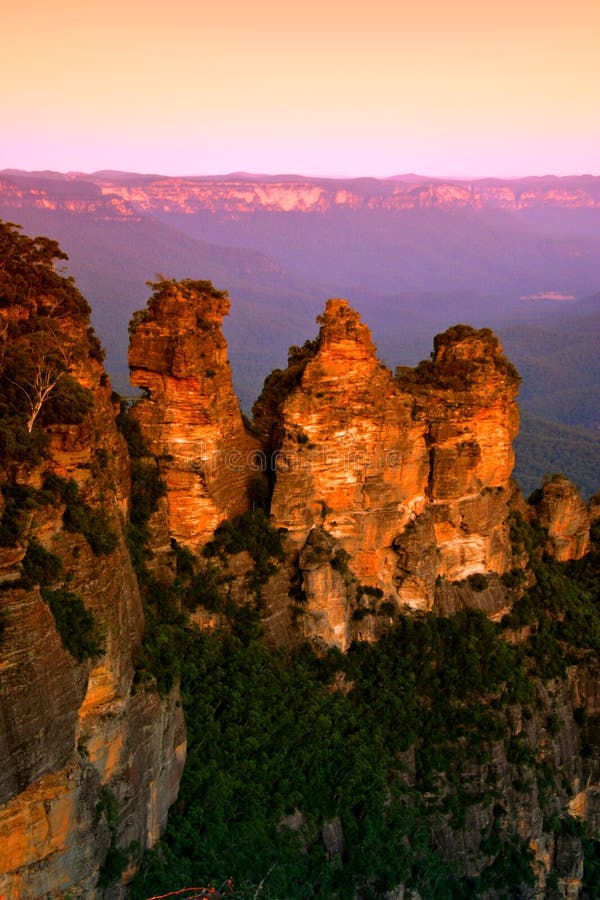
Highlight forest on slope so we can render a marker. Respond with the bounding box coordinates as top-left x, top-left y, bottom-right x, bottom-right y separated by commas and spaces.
126, 475, 600, 898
